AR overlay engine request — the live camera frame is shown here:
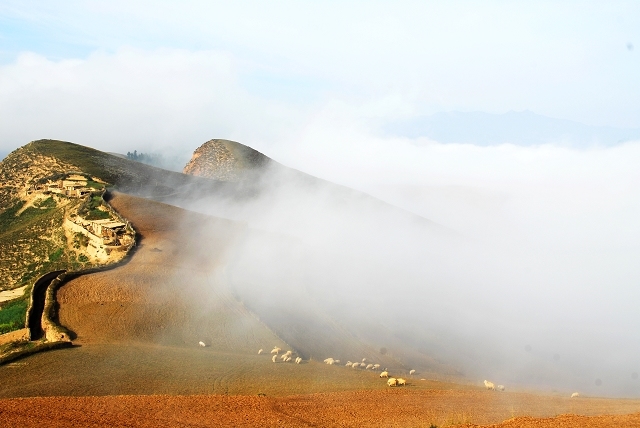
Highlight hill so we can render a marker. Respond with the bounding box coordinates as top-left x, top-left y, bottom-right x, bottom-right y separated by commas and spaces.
0, 139, 459, 388
183, 139, 272, 181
